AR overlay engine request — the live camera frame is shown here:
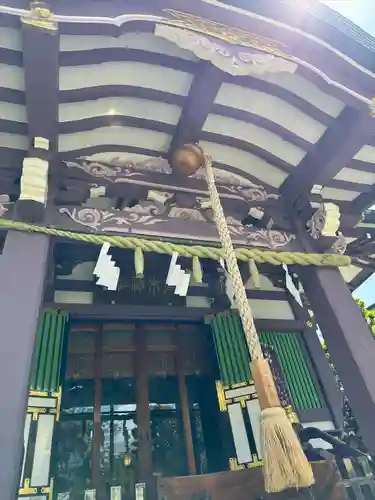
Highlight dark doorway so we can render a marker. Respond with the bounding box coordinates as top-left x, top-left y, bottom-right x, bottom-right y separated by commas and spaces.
53, 321, 223, 500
